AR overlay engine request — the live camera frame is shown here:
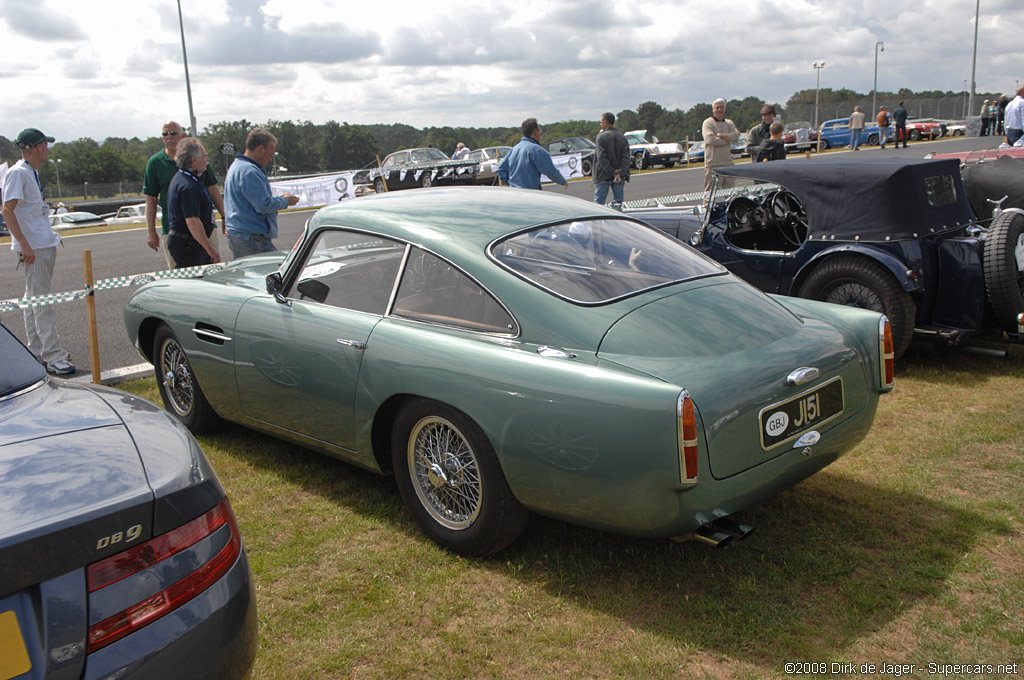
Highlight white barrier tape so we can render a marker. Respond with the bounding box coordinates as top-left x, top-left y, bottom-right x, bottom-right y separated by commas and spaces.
0, 263, 226, 311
